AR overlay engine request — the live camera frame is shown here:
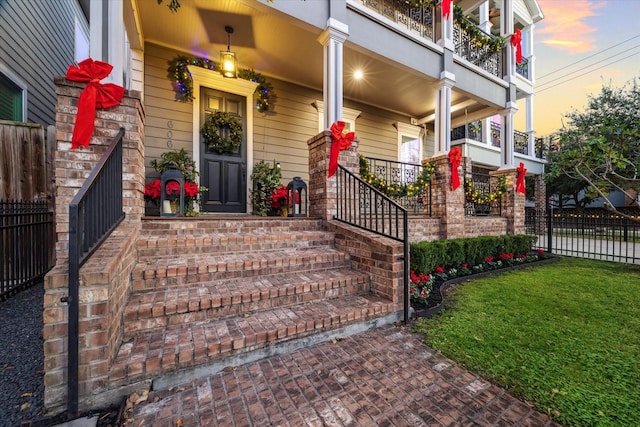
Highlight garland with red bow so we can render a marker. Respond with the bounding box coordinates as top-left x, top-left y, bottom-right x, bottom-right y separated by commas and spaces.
516, 162, 527, 194
448, 146, 462, 190
65, 58, 125, 149
511, 28, 523, 64
328, 121, 355, 178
